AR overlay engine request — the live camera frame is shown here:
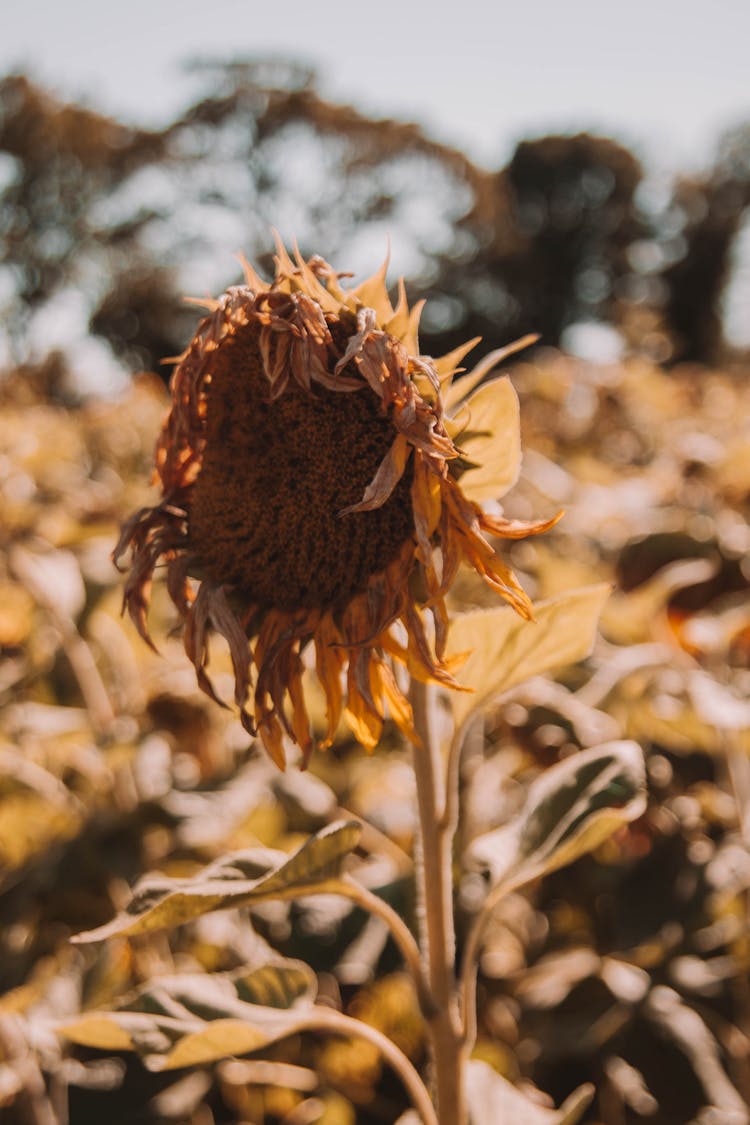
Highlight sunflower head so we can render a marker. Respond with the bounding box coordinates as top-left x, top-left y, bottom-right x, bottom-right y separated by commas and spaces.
115, 239, 557, 767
